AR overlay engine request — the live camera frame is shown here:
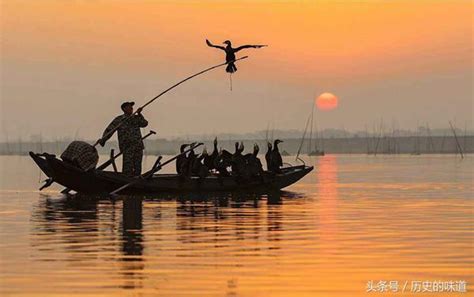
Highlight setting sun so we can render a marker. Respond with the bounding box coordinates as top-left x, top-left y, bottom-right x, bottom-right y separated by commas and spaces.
316, 92, 338, 111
